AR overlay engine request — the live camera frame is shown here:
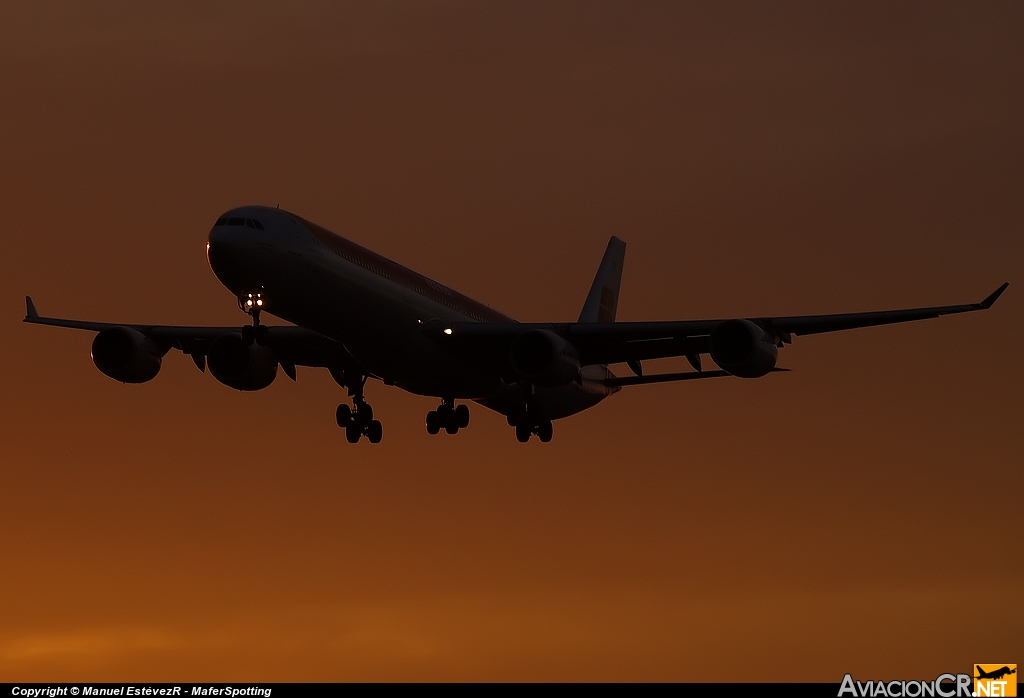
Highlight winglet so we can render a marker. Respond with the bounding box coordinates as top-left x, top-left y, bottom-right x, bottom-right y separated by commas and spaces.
25, 296, 38, 320
979, 282, 1009, 309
